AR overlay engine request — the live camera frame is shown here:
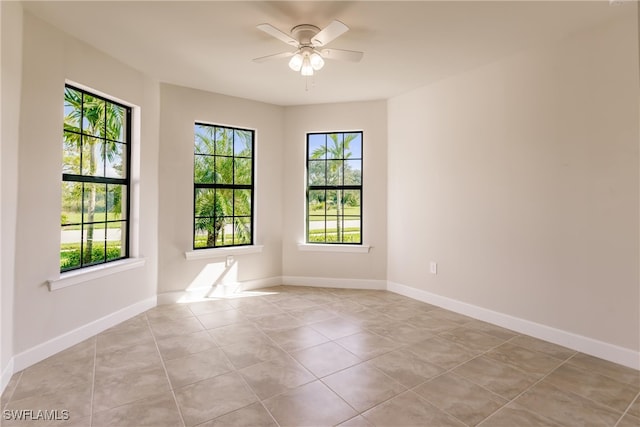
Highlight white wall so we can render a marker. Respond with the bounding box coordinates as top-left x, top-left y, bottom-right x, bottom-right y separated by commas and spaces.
157, 84, 284, 294
388, 11, 639, 353
11, 12, 160, 360
282, 101, 388, 284
1, 0, 24, 387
